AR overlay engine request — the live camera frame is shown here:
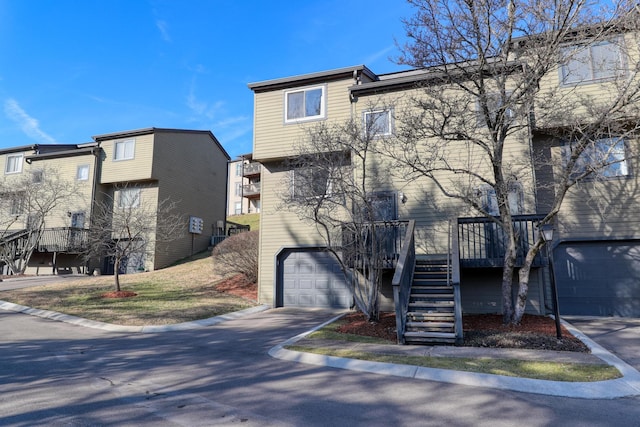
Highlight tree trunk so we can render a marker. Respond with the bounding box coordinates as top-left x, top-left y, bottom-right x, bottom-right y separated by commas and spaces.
114, 258, 121, 292
513, 240, 545, 324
